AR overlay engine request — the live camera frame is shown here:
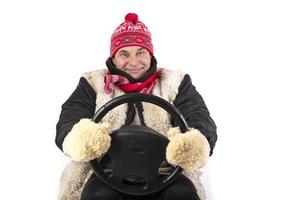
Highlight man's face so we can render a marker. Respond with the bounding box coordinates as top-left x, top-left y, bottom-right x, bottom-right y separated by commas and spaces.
113, 46, 151, 79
